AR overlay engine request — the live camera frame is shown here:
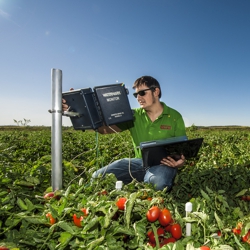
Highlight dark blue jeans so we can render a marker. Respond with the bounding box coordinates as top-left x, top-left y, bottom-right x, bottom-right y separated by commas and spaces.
92, 158, 177, 191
